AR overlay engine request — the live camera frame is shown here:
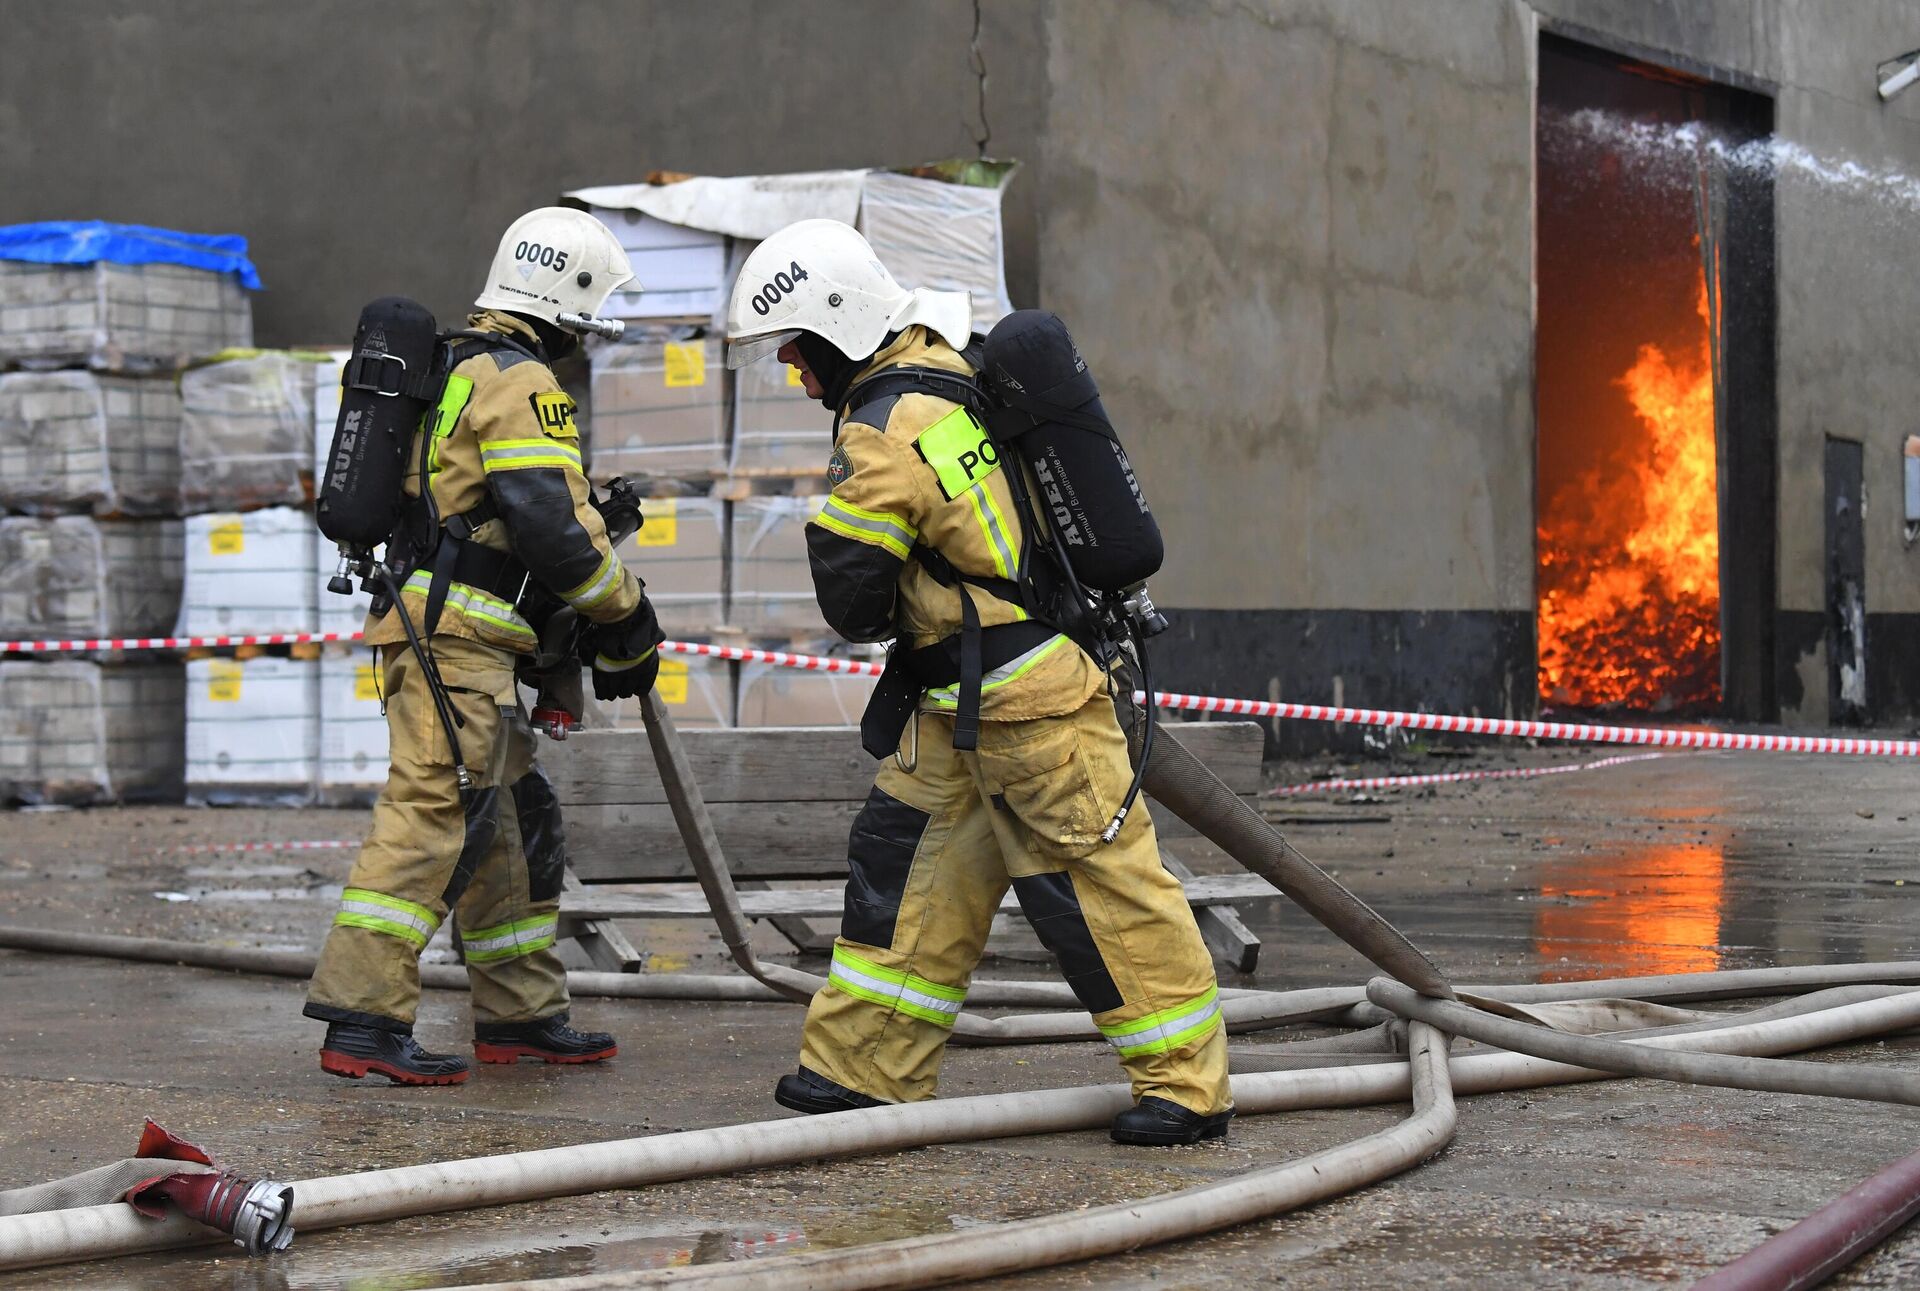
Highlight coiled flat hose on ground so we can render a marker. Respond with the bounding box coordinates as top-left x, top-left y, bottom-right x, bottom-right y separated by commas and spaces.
1117, 690, 1453, 998
13, 990, 1920, 1275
